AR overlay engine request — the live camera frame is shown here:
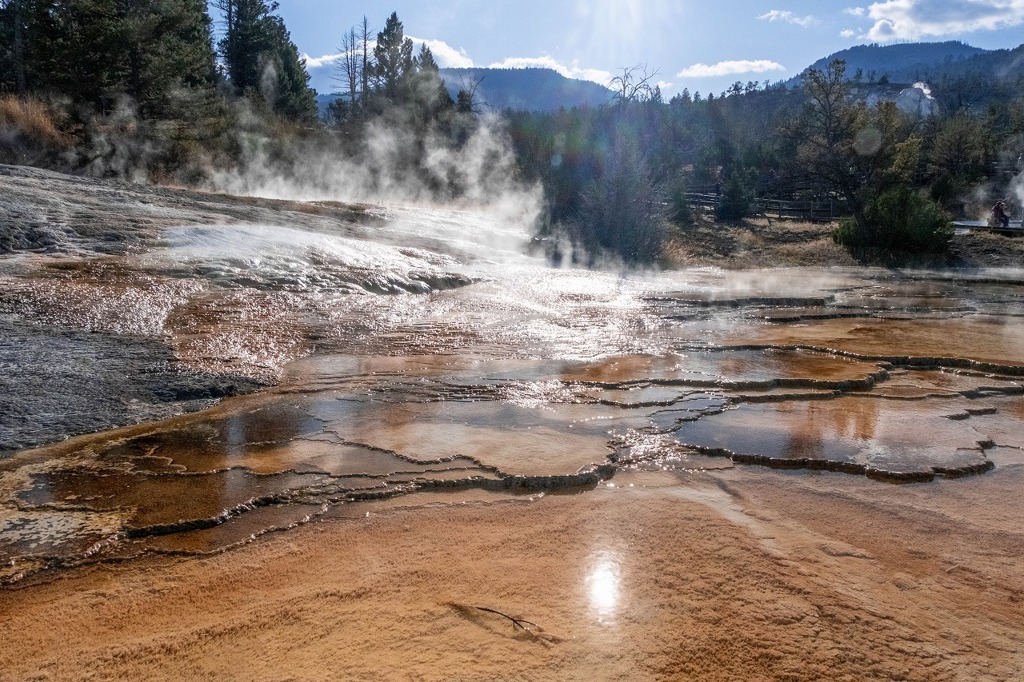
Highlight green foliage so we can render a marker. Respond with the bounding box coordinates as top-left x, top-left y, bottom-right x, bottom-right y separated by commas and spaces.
926, 113, 986, 208
220, 0, 317, 123
715, 170, 754, 221
793, 60, 865, 220
576, 140, 666, 264
834, 187, 952, 253
370, 12, 414, 102
1, 0, 217, 117
666, 173, 693, 227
